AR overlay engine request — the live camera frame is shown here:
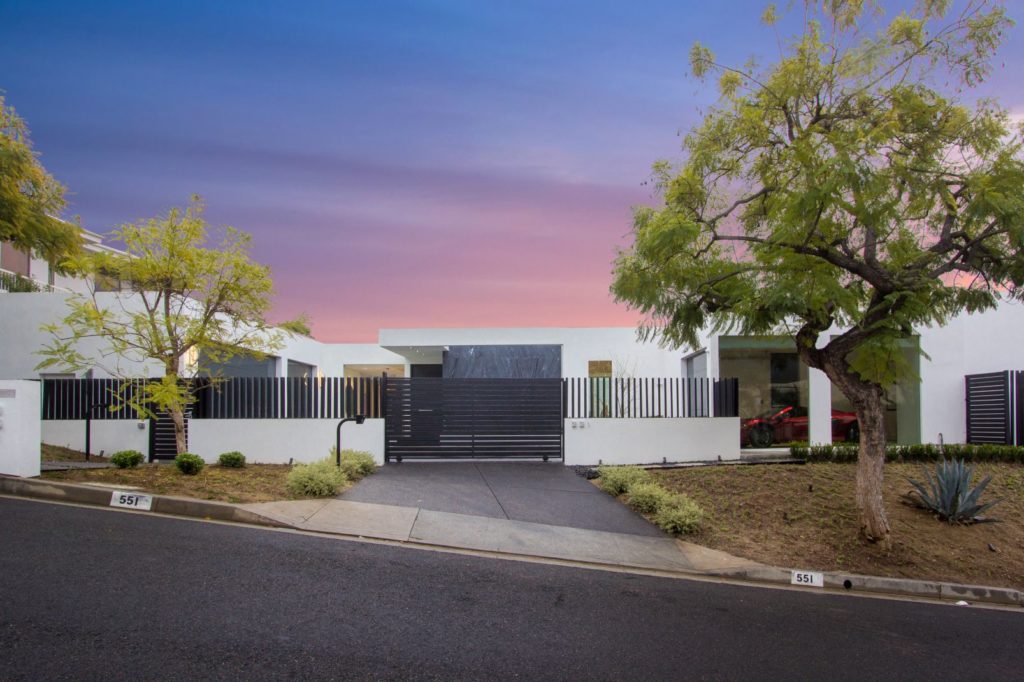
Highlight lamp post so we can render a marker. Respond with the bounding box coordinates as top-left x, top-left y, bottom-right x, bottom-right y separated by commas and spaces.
336, 415, 365, 466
